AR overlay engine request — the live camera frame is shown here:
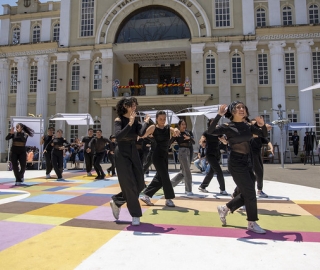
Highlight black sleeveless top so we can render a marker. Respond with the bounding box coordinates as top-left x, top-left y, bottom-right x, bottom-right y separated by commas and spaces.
153, 125, 170, 152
